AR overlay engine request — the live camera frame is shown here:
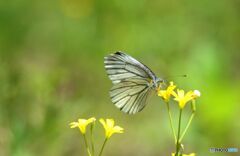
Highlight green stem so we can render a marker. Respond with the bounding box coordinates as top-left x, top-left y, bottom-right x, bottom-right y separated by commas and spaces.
98, 138, 108, 156
179, 112, 195, 142
166, 102, 177, 142
179, 100, 196, 142
90, 124, 95, 156
175, 109, 182, 156
83, 134, 92, 156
